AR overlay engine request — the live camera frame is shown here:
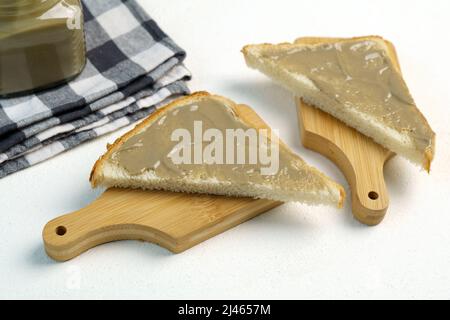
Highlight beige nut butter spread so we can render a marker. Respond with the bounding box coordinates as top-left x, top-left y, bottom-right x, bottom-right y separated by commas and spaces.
263, 39, 433, 155
0, 0, 86, 96
109, 97, 328, 191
